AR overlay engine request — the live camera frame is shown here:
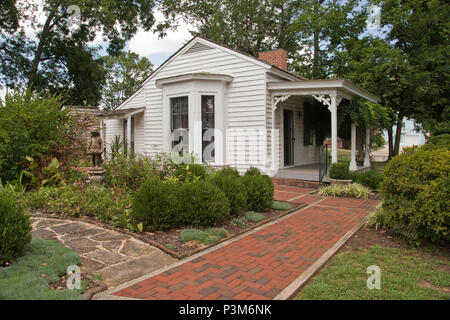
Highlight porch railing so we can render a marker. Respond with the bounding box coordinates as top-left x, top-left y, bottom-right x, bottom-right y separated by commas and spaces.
319, 144, 328, 184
